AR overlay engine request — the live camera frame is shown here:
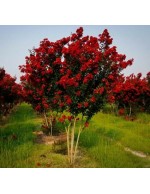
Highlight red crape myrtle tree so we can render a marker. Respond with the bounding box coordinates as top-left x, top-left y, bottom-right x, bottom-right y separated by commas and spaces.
112, 73, 150, 116
19, 37, 70, 135
139, 72, 150, 113
55, 27, 133, 164
19, 27, 133, 165
0, 67, 22, 119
